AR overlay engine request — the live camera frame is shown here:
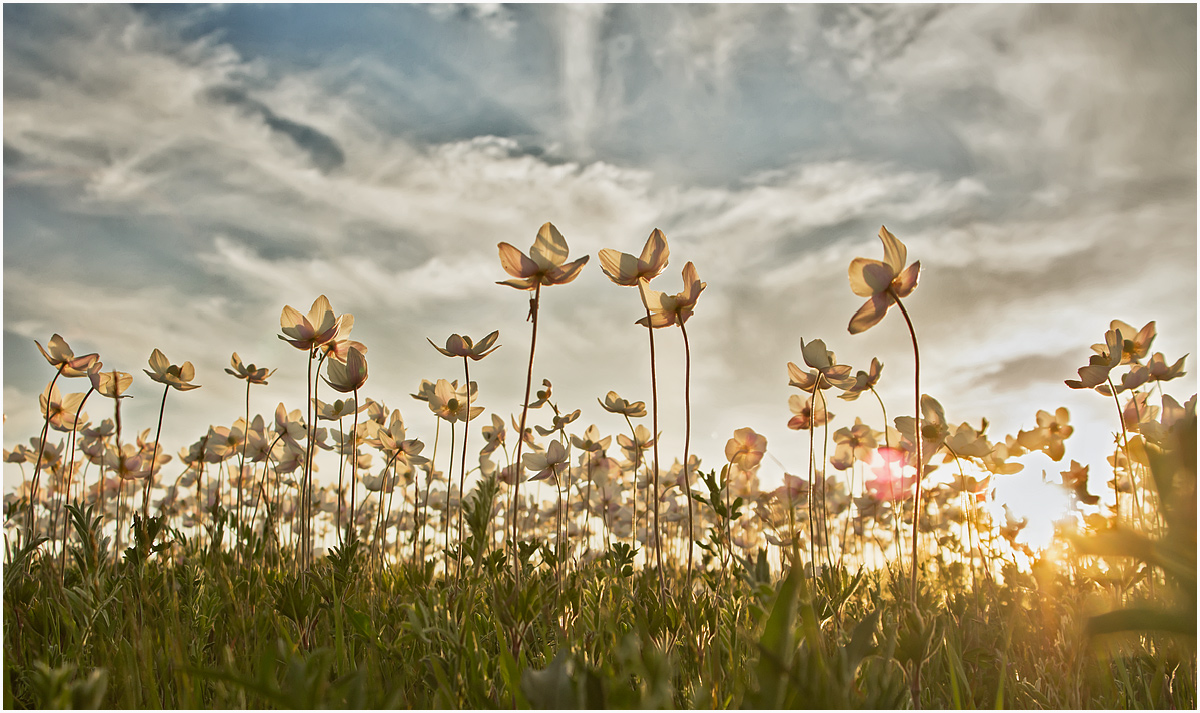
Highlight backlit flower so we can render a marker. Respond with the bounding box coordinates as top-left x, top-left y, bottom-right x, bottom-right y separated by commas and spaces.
863, 447, 916, 502
144, 348, 201, 391
787, 339, 856, 391
599, 391, 647, 418
787, 393, 832, 431
40, 383, 87, 433
279, 295, 340, 350
895, 394, 949, 466
36, 334, 100, 377
725, 427, 767, 471
1016, 407, 1073, 461
1092, 319, 1155, 365
428, 331, 501, 360
1066, 328, 1122, 391
838, 358, 883, 401
225, 352, 276, 385
496, 222, 590, 290
323, 345, 368, 393
90, 369, 133, 399
636, 261, 705, 328
525, 440, 569, 483
598, 228, 670, 287
846, 226, 921, 334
